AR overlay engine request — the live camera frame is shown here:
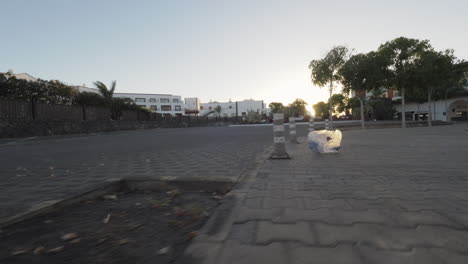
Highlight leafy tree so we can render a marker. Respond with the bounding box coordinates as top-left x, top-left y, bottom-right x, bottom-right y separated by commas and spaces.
0, 73, 76, 104
268, 102, 284, 113
288, 98, 308, 117
309, 45, 349, 127
435, 60, 467, 121
411, 49, 457, 126
73, 91, 107, 106
329, 94, 349, 115
339, 52, 388, 128
377, 37, 432, 128
313, 101, 329, 119
214, 105, 222, 117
